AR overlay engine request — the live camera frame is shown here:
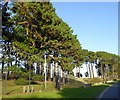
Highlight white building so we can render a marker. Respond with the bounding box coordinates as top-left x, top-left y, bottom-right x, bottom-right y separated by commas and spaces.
72, 61, 100, 78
